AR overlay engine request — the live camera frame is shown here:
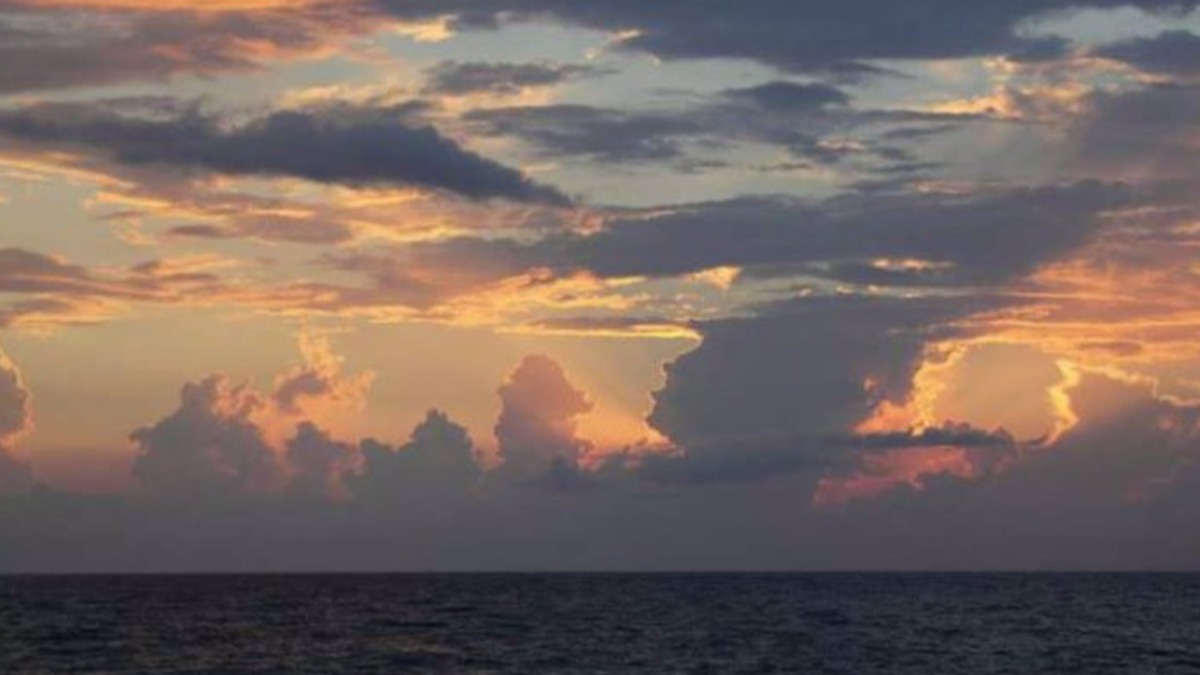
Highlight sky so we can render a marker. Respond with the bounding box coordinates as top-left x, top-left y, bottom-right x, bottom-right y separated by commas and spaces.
3, 0, 1200, 572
